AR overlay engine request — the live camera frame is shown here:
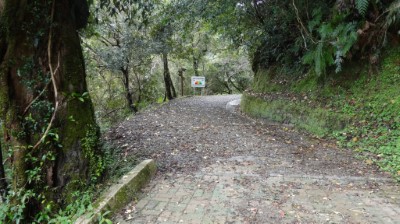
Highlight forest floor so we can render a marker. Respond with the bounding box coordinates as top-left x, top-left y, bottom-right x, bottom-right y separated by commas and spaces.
107, 95, 400, 224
